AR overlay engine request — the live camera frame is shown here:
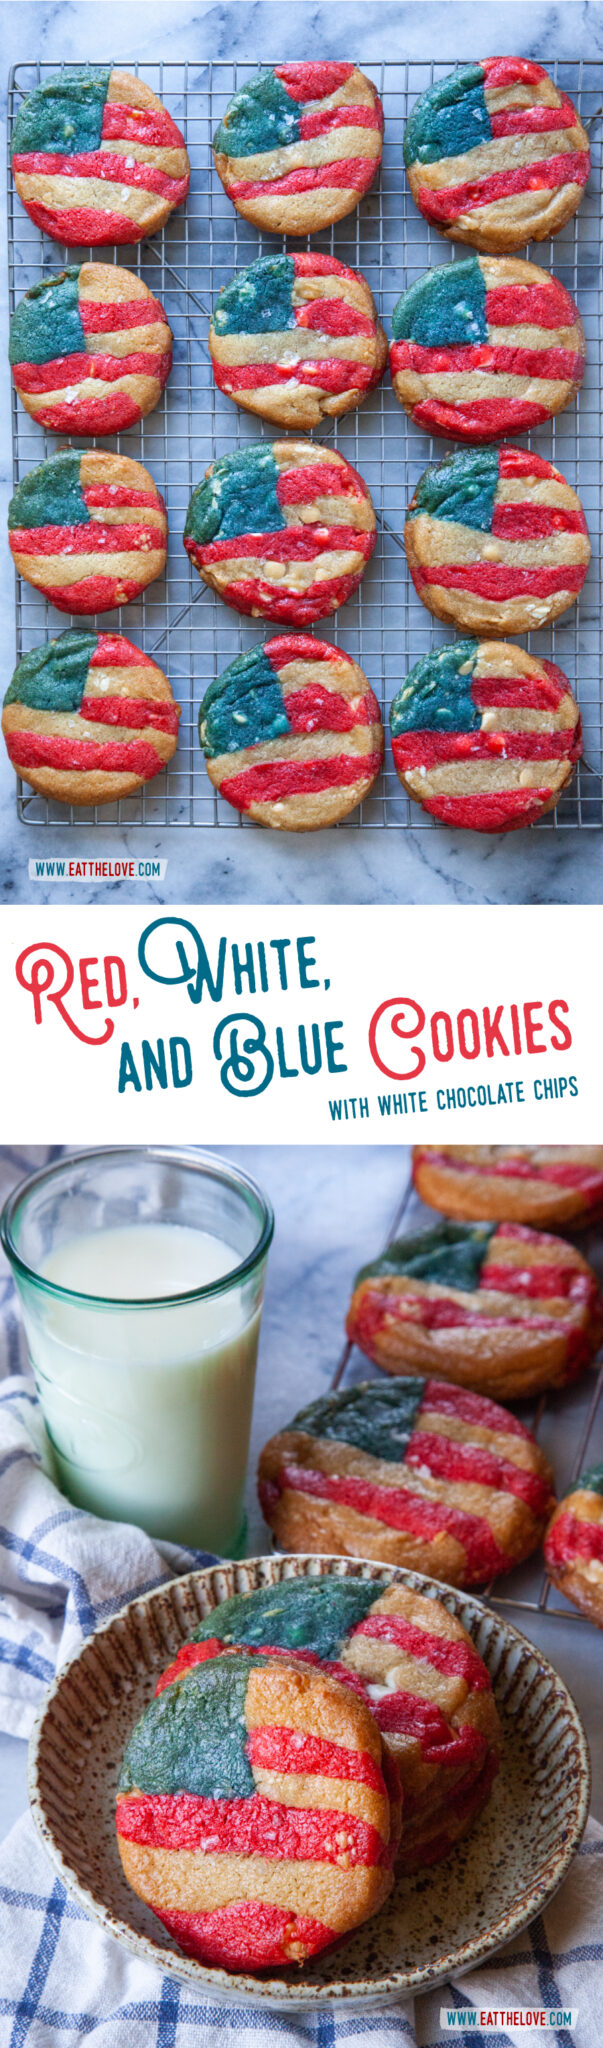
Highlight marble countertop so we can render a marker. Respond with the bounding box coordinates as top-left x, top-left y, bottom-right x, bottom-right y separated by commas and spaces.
1, 1140, 603, 1852
1, 2, 602, 907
